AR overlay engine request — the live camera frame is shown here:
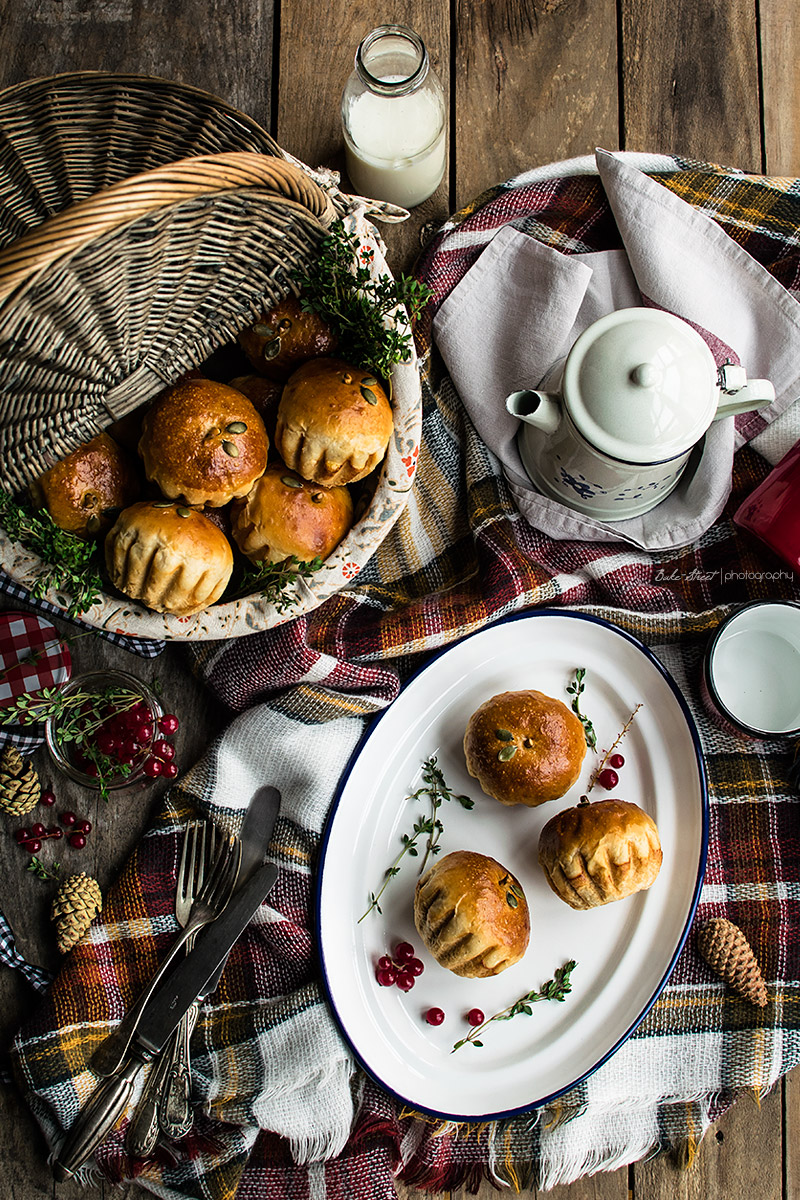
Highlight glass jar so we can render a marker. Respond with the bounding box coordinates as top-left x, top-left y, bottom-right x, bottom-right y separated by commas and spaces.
45, 670, 164, 793
341, 24, 446, 208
